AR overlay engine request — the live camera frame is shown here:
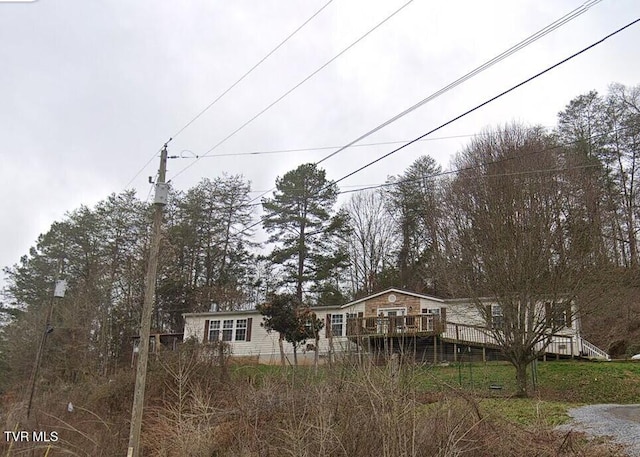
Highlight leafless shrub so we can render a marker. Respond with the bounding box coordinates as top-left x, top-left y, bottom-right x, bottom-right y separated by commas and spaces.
2, 354, 625, 456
